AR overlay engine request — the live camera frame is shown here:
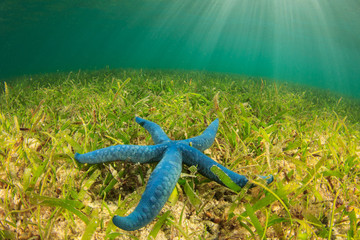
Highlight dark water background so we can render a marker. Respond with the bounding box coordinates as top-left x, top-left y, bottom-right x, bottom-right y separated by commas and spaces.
1, 0, 359, 97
